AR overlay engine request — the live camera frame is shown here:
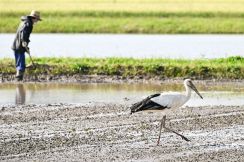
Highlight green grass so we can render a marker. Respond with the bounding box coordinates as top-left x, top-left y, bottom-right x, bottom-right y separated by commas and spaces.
2, 12, 244, 33
2, 0, 244, 33
1, 56, 243, 79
